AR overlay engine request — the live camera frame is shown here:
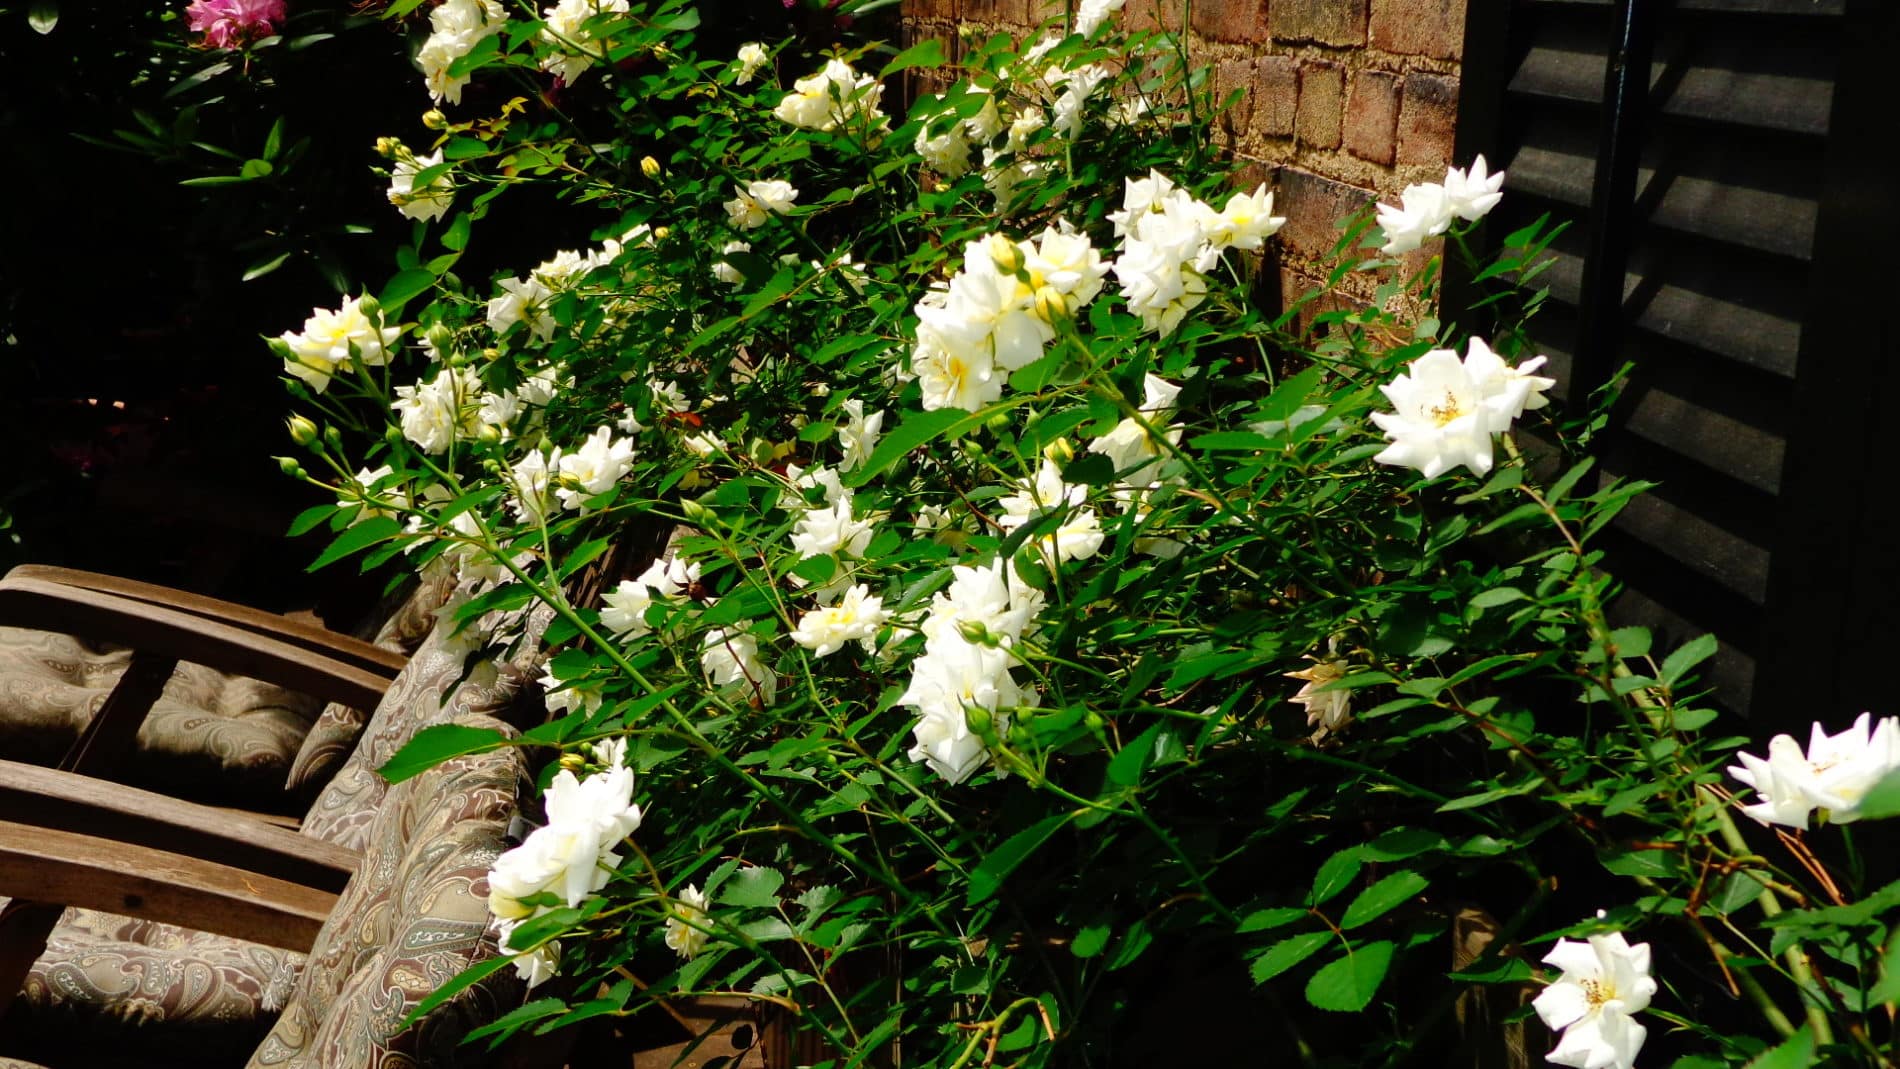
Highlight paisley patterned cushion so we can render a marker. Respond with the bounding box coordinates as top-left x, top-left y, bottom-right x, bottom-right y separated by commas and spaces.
283, 566, 460, 796
0, 902, 303, 1067
248, 714, 530, 1069
298, 595, 550, 852
0, 628, 322, 807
